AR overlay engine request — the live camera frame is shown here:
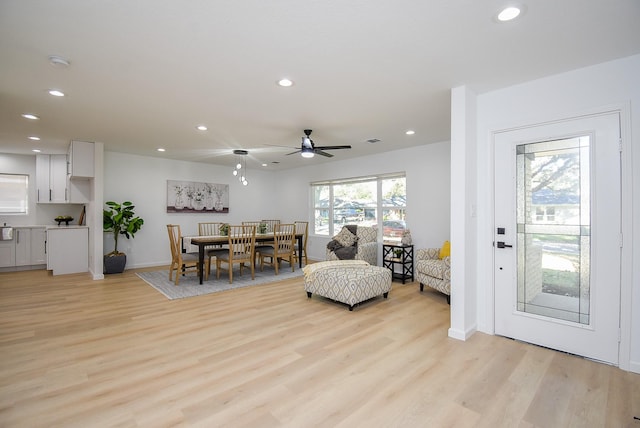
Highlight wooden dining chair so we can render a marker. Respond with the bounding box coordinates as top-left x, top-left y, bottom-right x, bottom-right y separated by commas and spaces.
216, 225, 256, 283
241, 221, 262, 228
260, 219, 280, 233
246, 221, 275, 258
294, 221, 309, 266
198, 222, 223, 236
257, 223, 296, 275
197, 222, 226, 280
167, 224, 207, 285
